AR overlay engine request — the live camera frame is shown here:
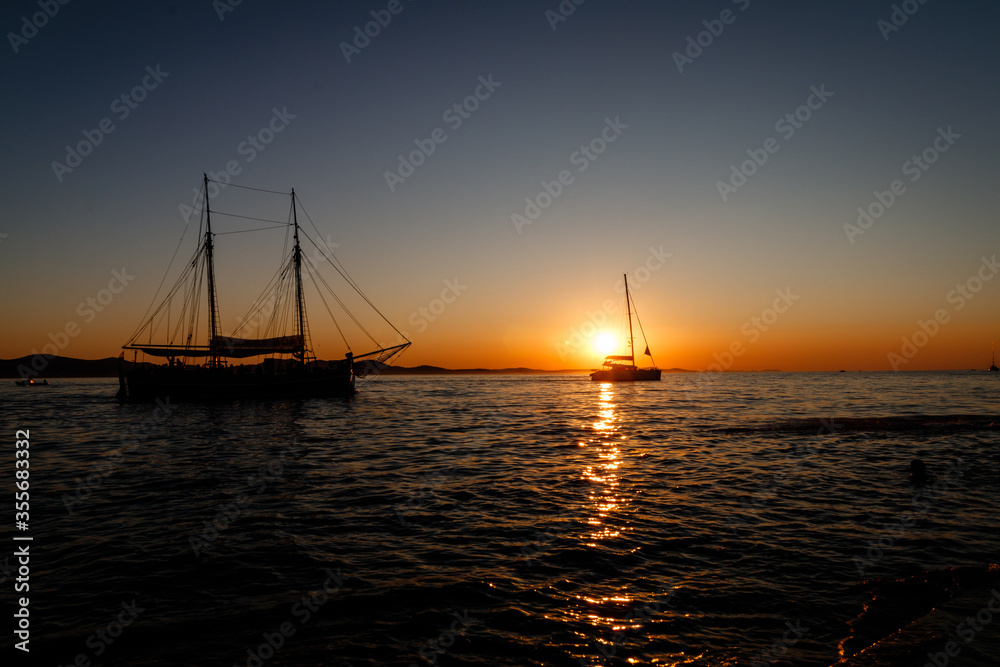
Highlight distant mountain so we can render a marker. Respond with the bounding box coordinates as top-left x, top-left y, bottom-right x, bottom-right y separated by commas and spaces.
355, 361, 591, 376
0, 355, 121, 378
2, 355, 693, 378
